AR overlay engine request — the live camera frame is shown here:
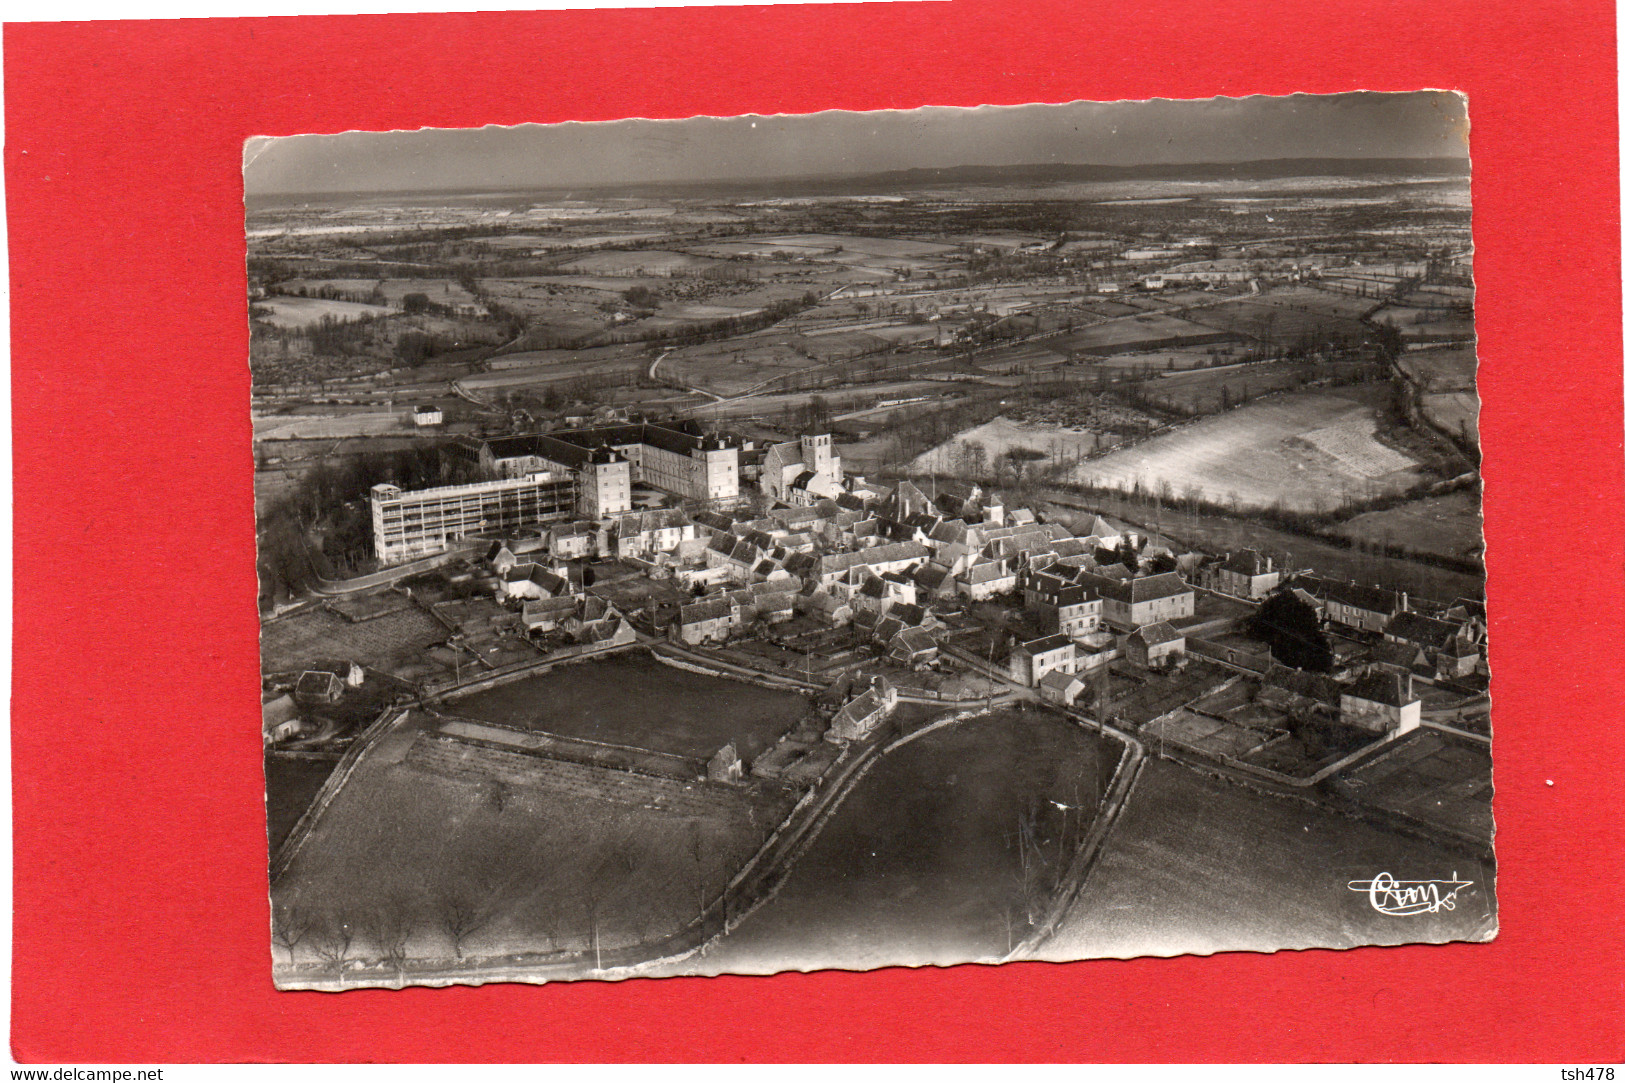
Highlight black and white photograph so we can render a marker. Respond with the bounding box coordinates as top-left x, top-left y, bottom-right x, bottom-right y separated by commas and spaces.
249, 91, 1494, 991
